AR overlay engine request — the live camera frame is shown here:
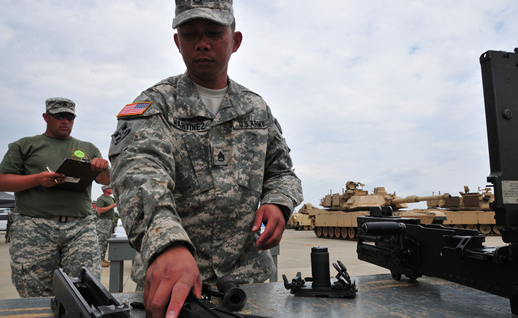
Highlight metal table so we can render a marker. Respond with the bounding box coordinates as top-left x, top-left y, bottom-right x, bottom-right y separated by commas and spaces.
107, 236, 137, 293
0, 274, 512, 317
